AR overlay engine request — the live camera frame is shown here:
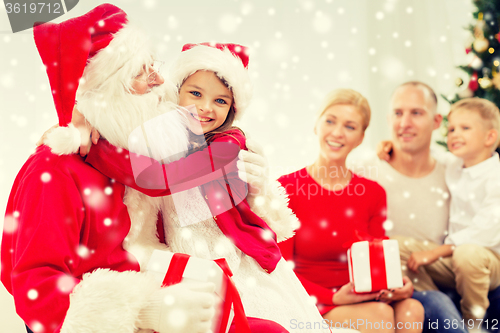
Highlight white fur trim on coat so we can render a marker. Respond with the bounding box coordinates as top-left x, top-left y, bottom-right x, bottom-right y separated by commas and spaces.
247, 180, 299, 242
60, 269, 160, 333
123, 187, 169, 269
44, 123, 81, 155
170, 45, 253, 120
